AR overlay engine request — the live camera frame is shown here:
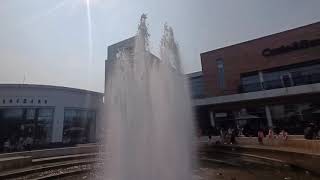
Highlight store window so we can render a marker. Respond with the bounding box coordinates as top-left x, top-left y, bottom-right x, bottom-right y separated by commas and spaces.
240, 74, 261, 92
263, 62, 320, 90
63, 109, 96, 144
216, 58, 225, 89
